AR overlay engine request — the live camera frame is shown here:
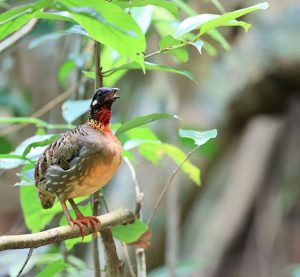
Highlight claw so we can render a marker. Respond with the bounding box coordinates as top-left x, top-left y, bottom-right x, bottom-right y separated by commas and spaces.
68, 216, 101, 240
